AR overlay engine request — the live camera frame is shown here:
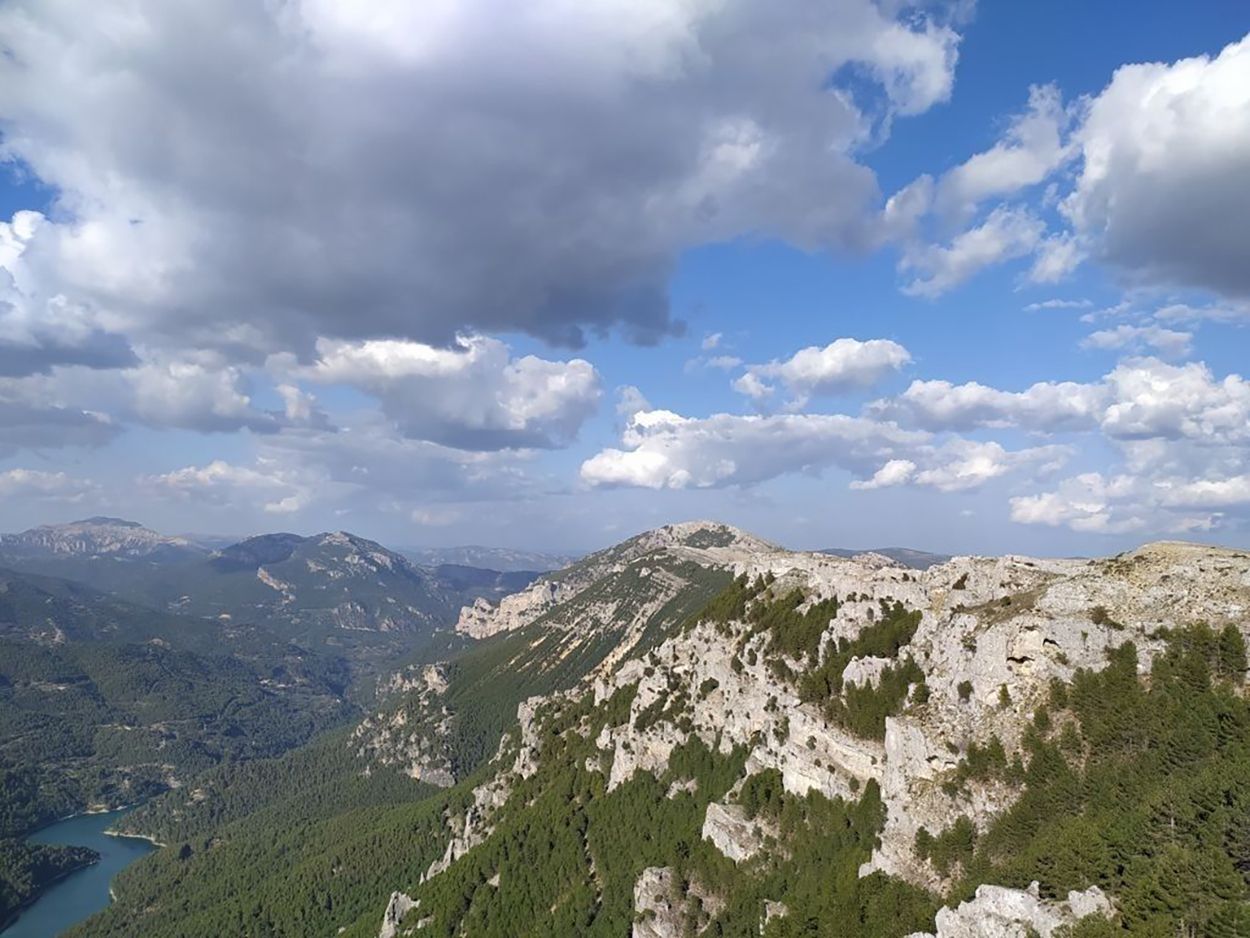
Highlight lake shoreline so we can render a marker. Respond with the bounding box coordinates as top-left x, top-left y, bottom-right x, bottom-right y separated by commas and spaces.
0, 853, 100, 934
0, 808, 157, 938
